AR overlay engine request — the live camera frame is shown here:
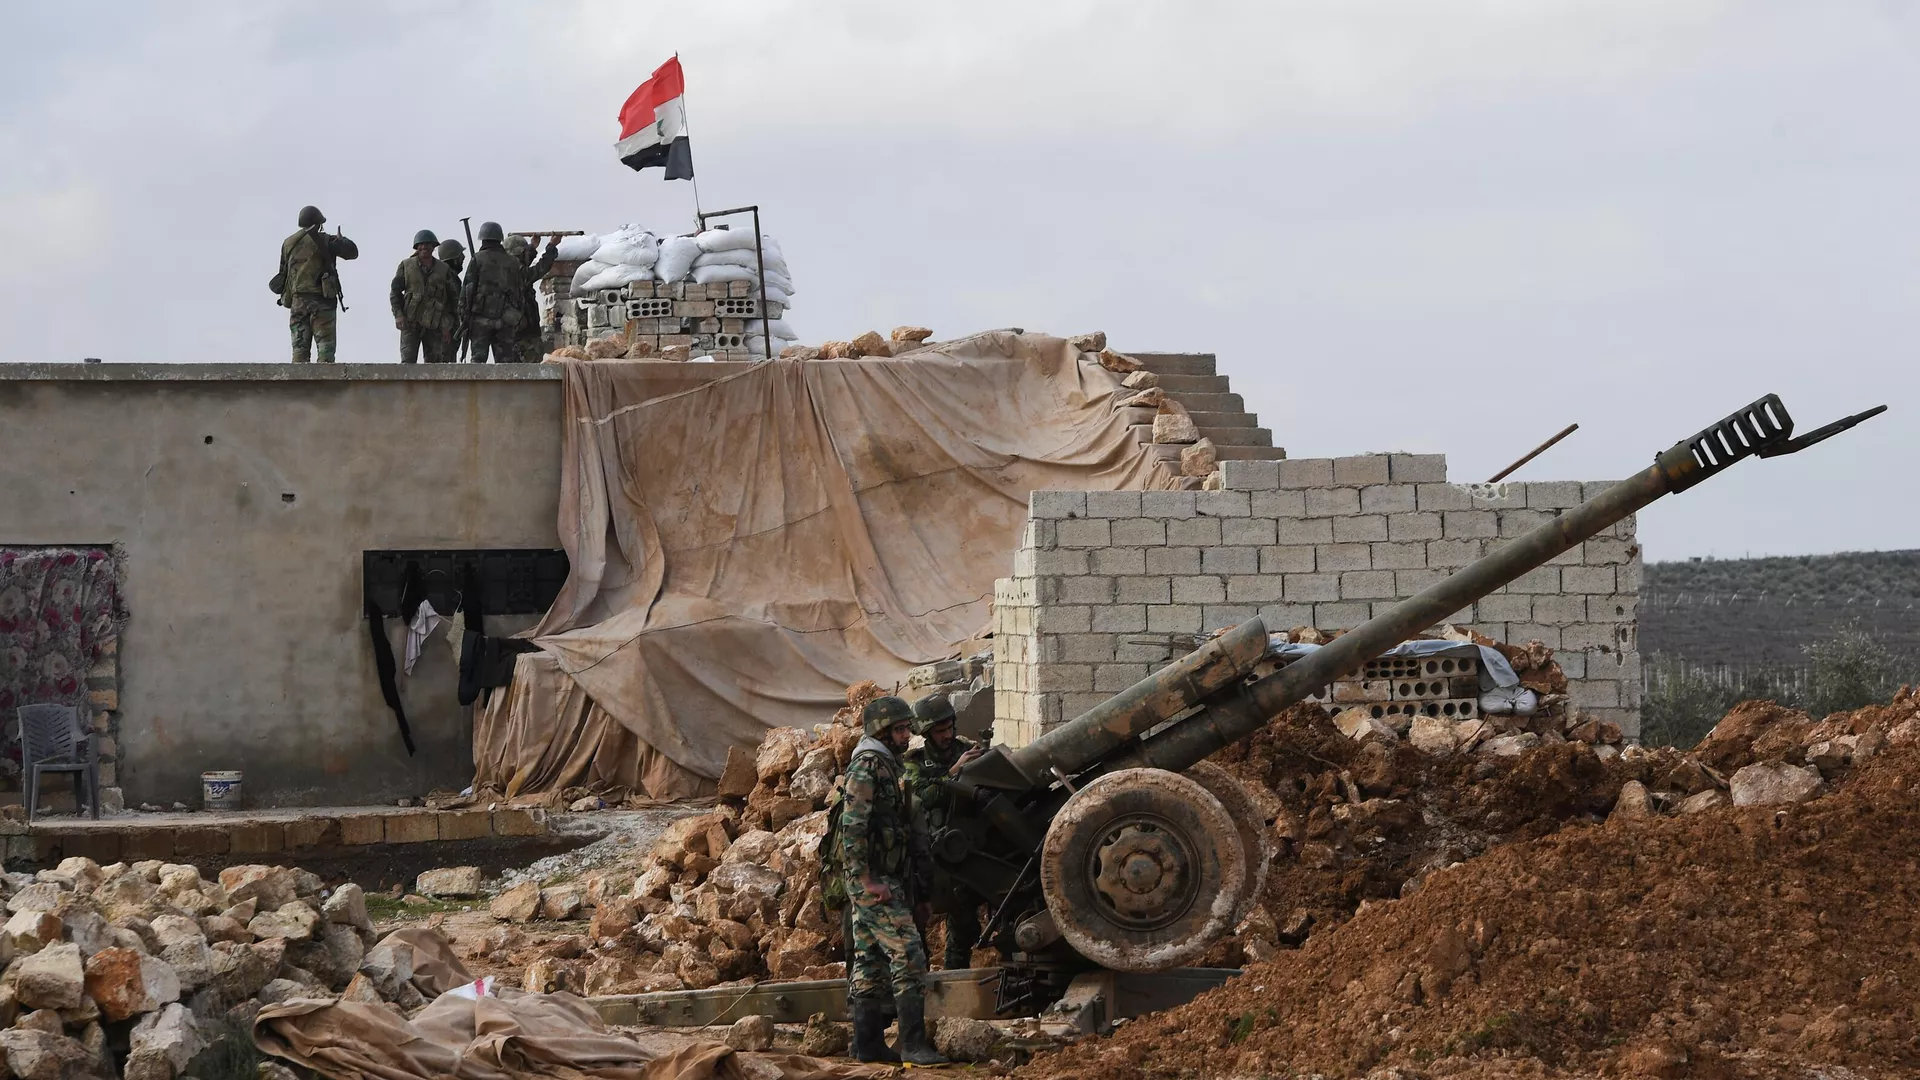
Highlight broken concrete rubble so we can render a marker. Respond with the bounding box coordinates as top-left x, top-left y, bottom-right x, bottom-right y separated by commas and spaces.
416, 866, 482, 898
